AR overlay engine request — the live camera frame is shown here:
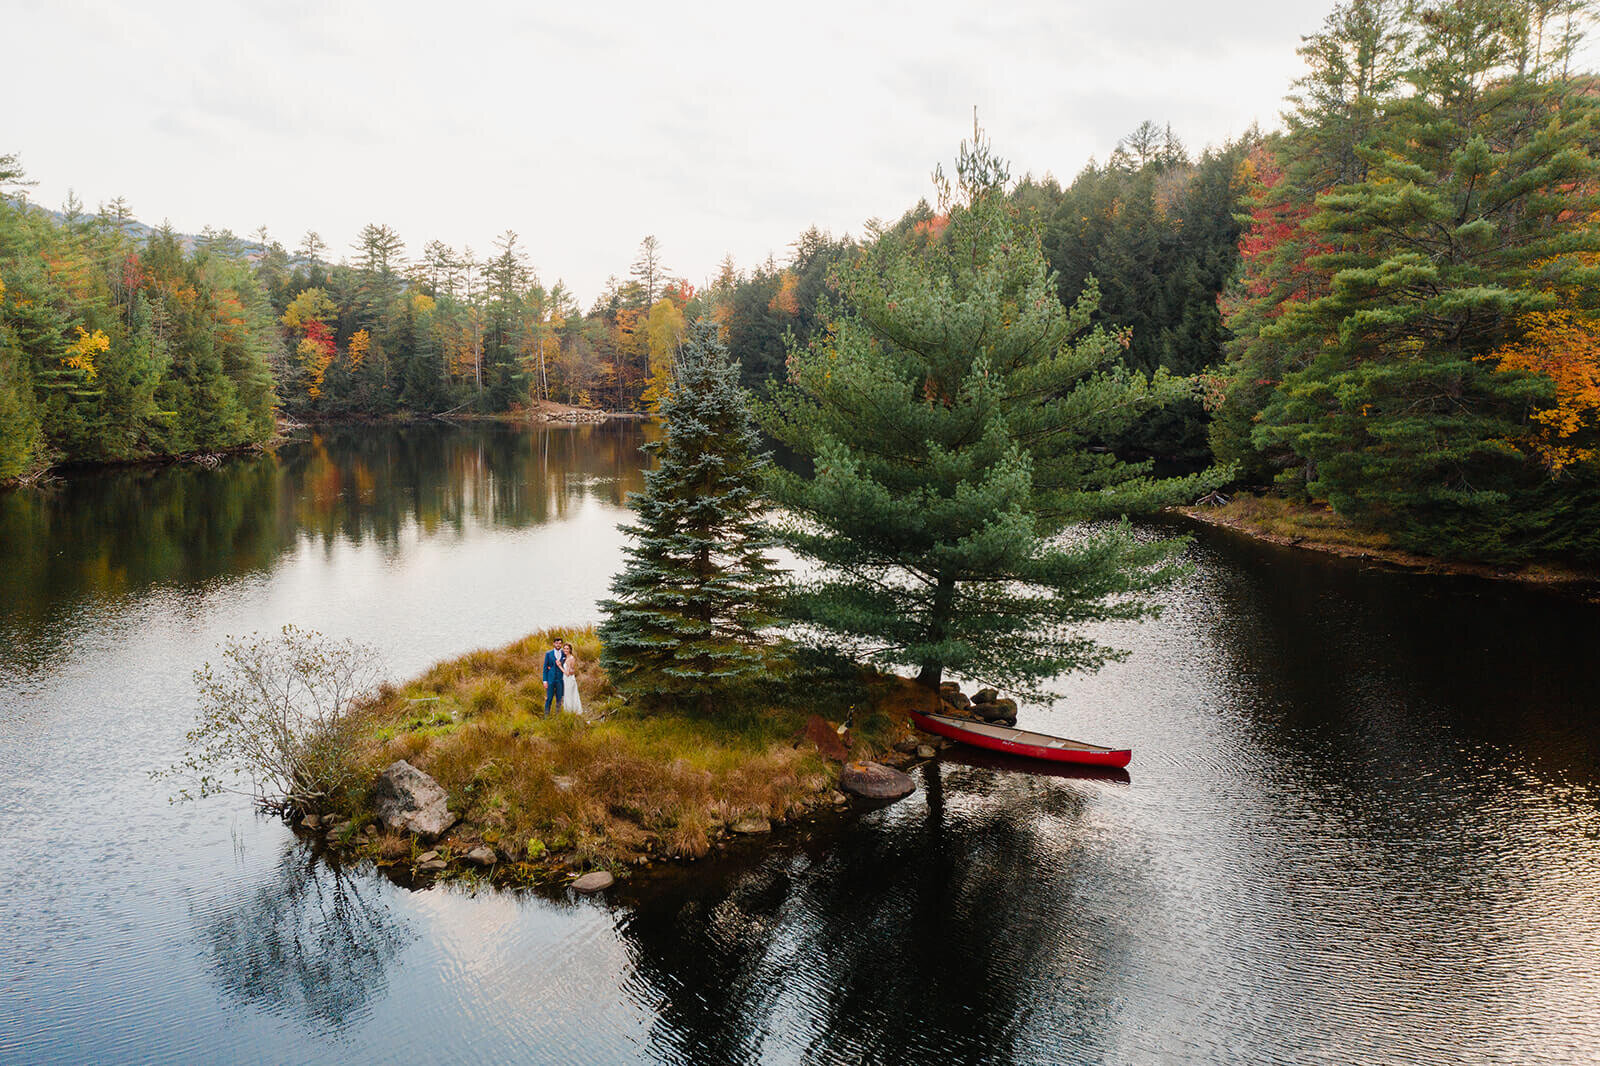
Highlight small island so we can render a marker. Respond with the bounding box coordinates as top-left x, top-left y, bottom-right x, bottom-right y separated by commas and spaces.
302, 626, 959, 887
